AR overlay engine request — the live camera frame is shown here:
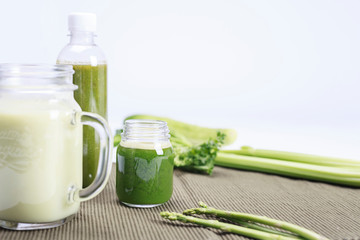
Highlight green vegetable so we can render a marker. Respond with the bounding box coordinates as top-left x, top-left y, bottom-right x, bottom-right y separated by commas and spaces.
227, 217, 305, 240
160, 202, 328, 240
216, 151, 360, 187
160, 212, 296, 240
222, 146, 360, 168
171, 131, 225, 175
125, 114, 237, 146
183, 202, 328, 240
